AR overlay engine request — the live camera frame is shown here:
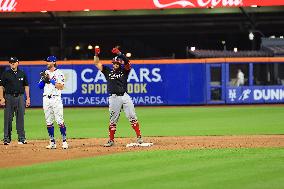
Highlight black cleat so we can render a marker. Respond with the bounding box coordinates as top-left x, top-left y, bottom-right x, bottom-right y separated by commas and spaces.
18, 140, 27, 144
